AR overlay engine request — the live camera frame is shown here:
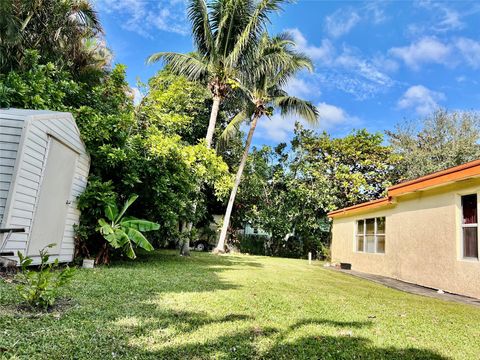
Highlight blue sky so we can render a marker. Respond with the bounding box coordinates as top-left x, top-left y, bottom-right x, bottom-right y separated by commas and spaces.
95, 0, 480, 145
